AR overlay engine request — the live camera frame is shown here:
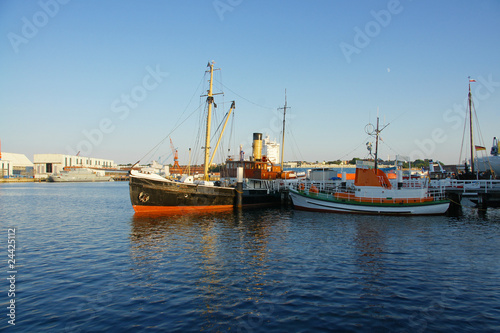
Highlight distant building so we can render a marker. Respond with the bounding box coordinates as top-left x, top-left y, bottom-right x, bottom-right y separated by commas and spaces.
283, 161, 298, 168
263, 135, 280, 165
0, 152, 34, 178
34, 154, 116, 179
